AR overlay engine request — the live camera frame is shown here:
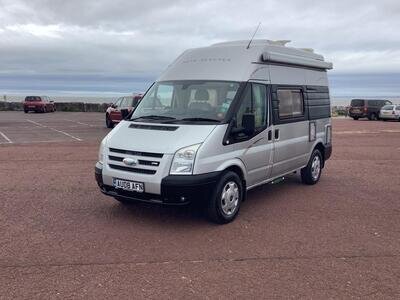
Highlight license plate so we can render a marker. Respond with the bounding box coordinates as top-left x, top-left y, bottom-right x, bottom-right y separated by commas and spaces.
113, 178, 144, 192
353, 109, 360, 113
